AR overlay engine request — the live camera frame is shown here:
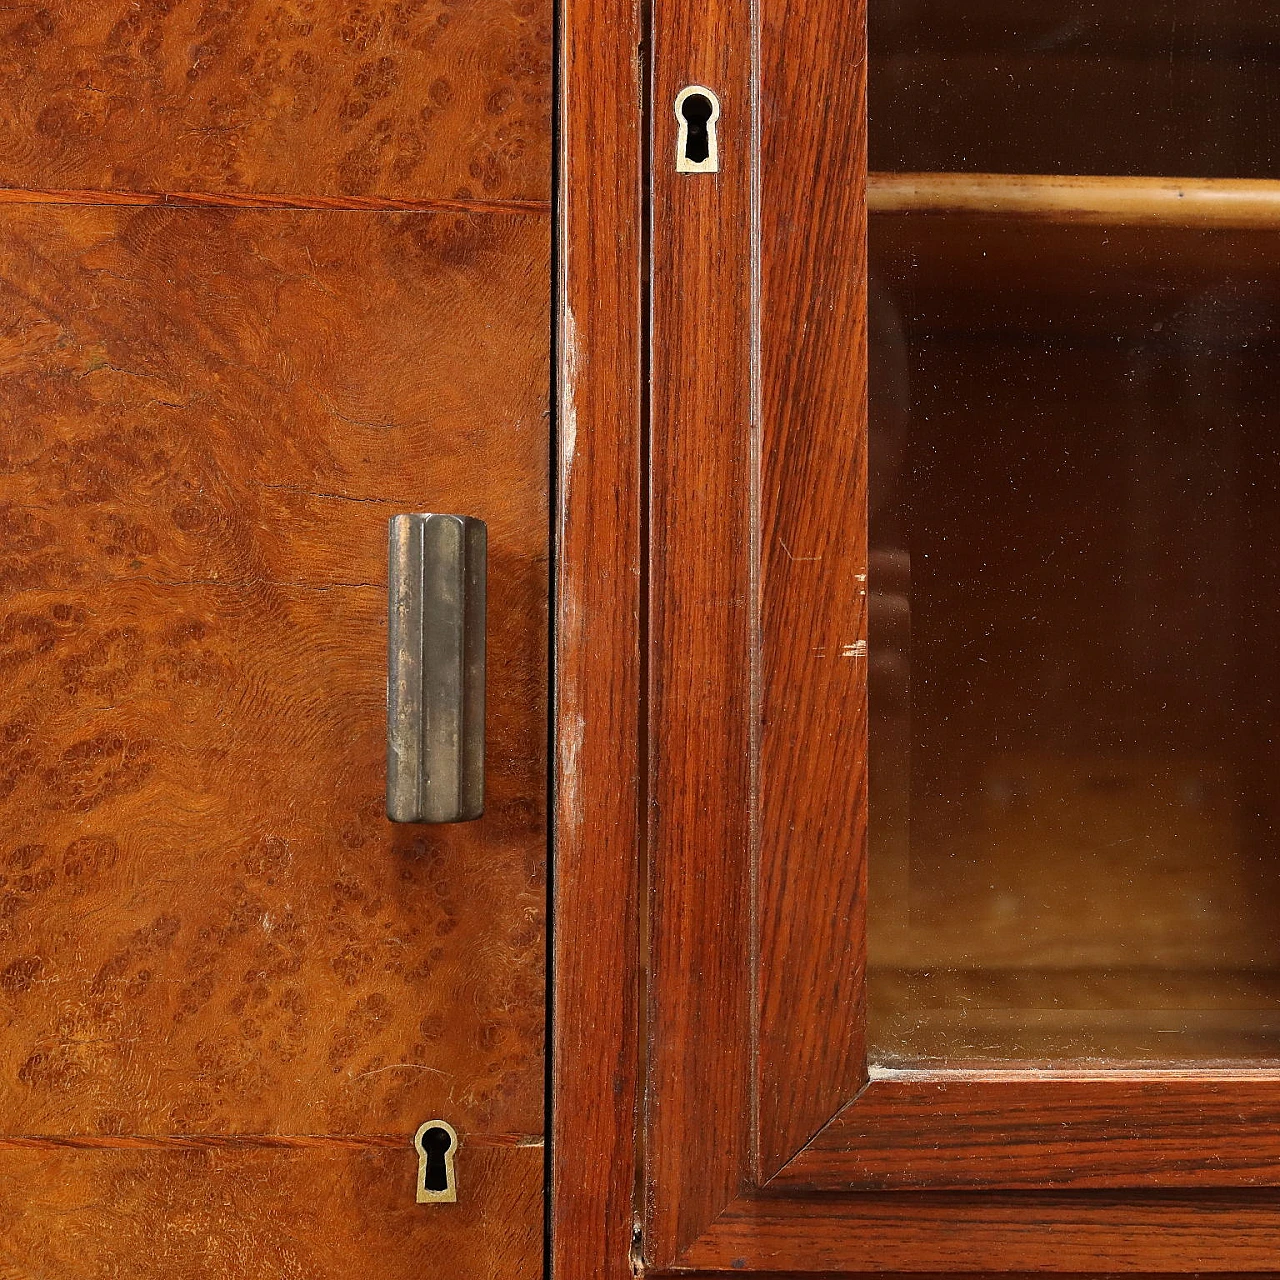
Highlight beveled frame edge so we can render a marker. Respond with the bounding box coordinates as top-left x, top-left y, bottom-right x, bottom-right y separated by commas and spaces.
771, 1071, 1280, 1192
